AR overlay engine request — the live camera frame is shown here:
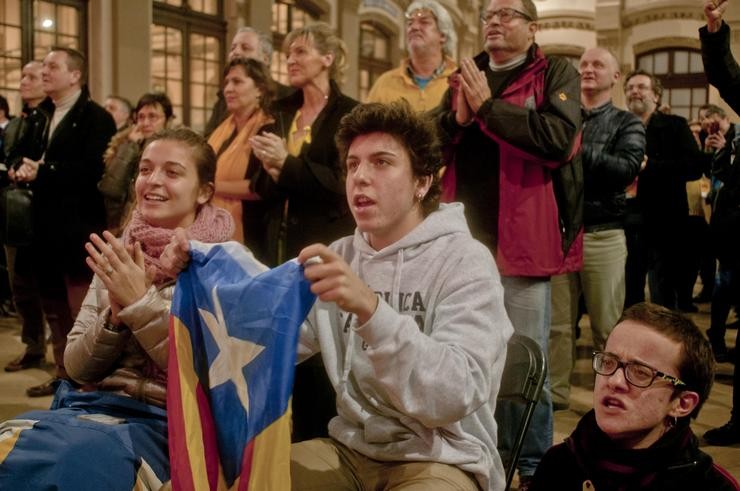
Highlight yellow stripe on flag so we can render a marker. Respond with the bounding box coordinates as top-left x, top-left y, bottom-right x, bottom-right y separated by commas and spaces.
131, 457, 164, 491
173, 316, 211, 490
246, 403, 293, 490
0, 421, 35, 465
